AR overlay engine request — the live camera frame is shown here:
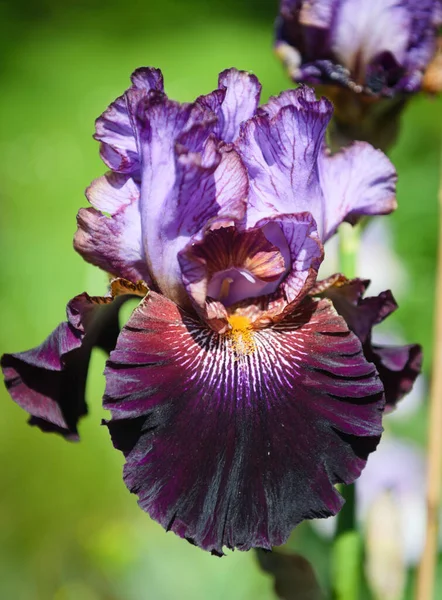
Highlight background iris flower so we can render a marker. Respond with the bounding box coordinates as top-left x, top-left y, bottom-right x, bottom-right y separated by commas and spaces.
275, 0, 442, 148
